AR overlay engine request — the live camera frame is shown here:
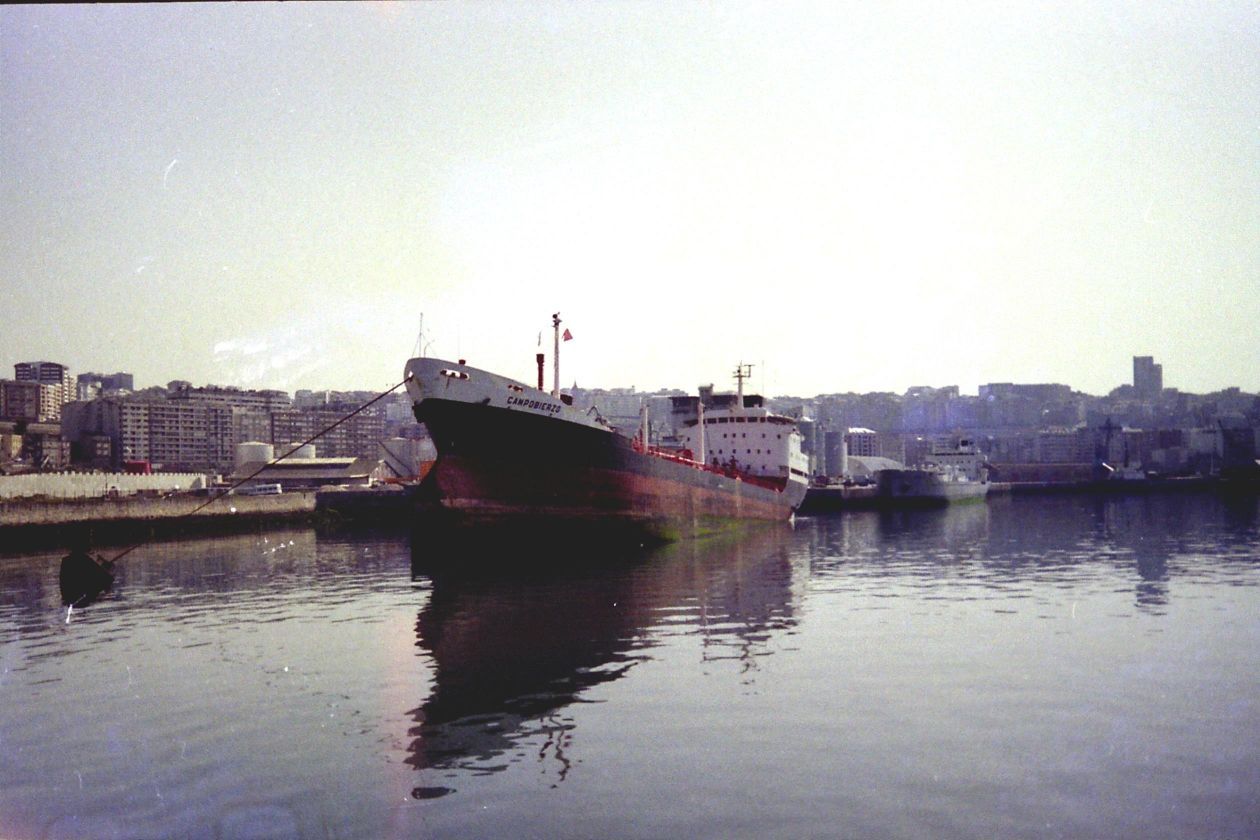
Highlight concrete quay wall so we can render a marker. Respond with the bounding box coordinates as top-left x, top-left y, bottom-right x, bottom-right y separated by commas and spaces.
1, 491, 313, 526
0, 492, 317, 550
0, 472, 209, 500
